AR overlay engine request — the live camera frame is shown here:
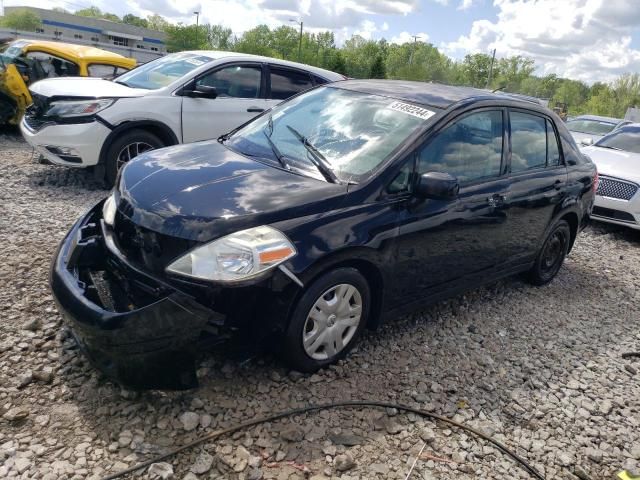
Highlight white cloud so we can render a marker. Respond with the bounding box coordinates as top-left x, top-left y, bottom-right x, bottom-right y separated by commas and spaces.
444, 0, 640, 83
390, 31, 429, 44
457, 0, 474, 10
